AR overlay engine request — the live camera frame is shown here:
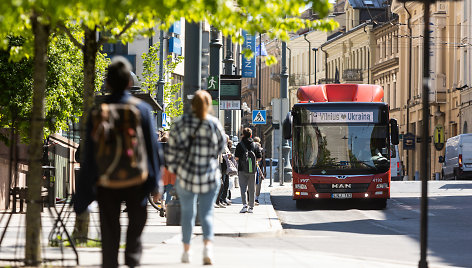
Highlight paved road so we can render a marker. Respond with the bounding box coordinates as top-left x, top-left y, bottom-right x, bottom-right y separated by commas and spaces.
270, 181, 472, 268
